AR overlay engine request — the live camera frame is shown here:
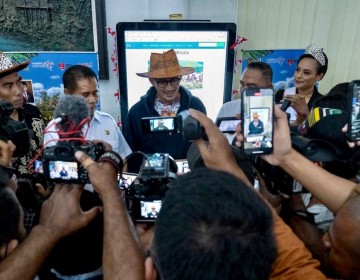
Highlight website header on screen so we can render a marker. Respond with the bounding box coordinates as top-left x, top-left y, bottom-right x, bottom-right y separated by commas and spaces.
124, 30, 230, 121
